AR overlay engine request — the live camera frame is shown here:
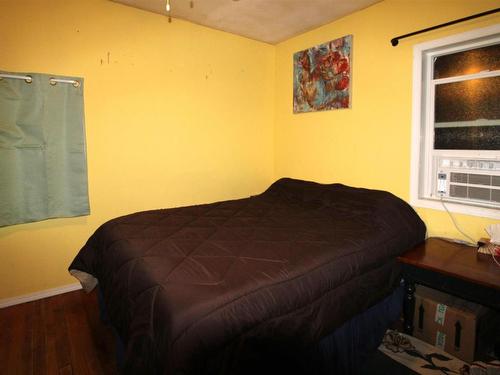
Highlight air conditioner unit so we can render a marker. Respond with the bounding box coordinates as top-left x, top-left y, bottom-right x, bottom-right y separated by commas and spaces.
433, 157, 500, 208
